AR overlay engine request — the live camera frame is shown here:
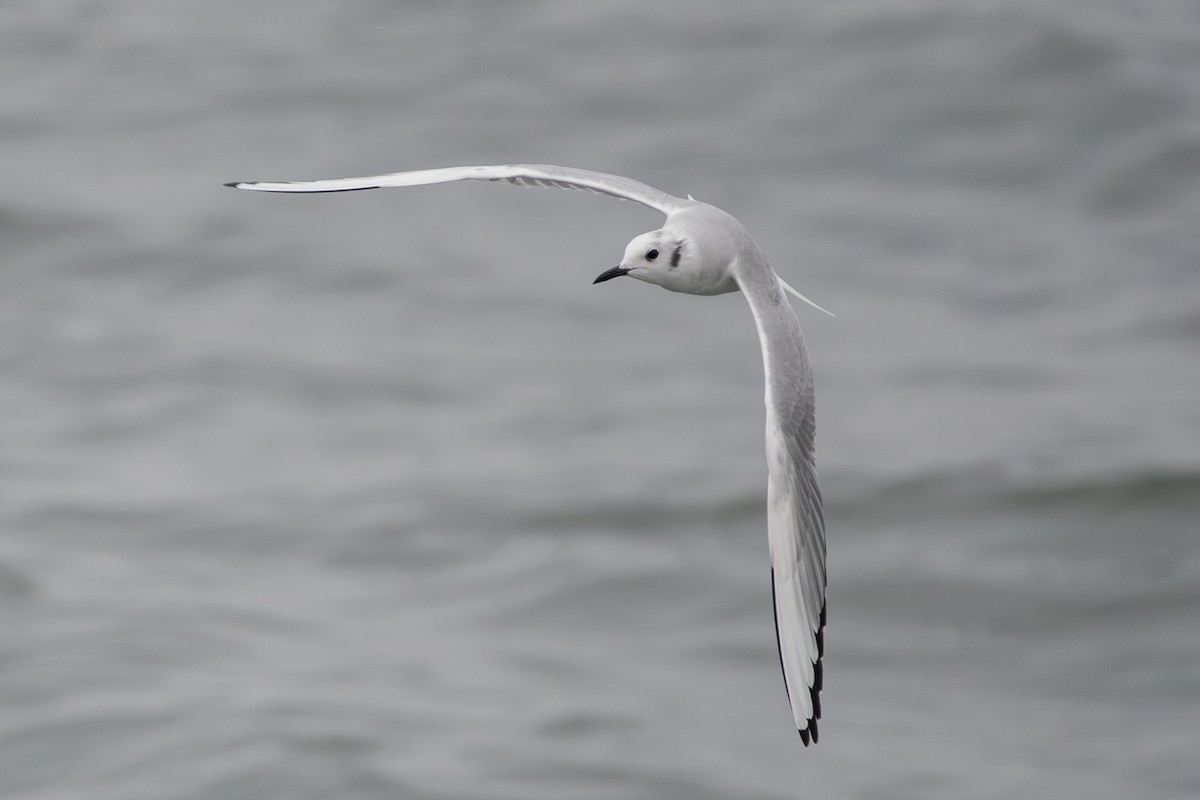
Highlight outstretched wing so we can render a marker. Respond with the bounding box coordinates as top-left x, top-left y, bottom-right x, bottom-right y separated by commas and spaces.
736, 257, 827, 745
225, 163, 684, 216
